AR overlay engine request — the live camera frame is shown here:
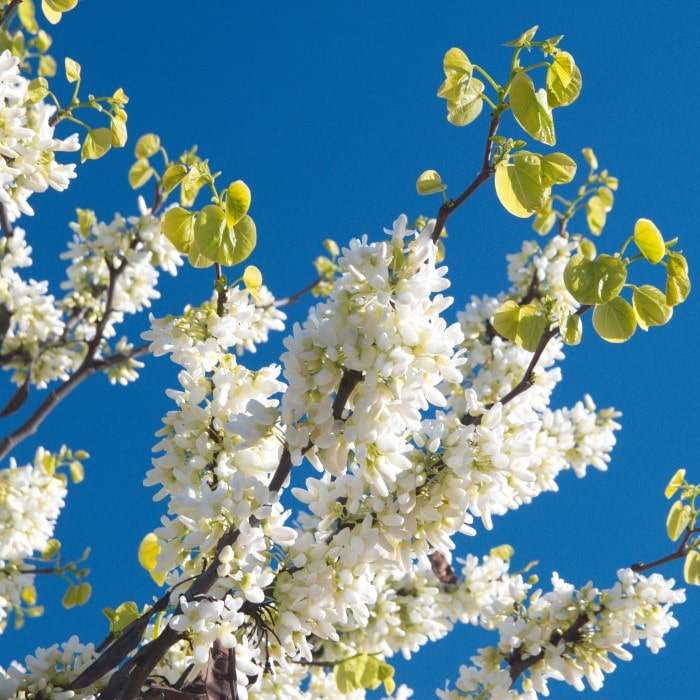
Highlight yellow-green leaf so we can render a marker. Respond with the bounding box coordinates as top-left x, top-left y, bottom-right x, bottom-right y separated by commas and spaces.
229, 214, 257, 266
683, 550, 700, 586
634, 218, 665, 264
103, 601, 140, 634
510, 71, 556, 146
162, 163, 188, 195
416, 169, 446, 195
561, 312, 582, 345
138, 533, 166, 586
579, 238, 597, 260
540, 152, 577, 186
532, 204, 556, 235
547, 58, 582, 108
128, 158, 154, 189
666, 500, 690, 542
564, 254, 627, 305
135, 133, 161, 159
18, 0, 39, 34
437, 47, 473, 102
632, 285, 672, 330
445, 77, 484, 127
26, 77, 49, 103
664, 468, 686, 499
493, 300, 547, 352
42, 538, 61, 560
69, 459, 84, 484
504, 26, 539, 48
224, 180, 251, 228
586, 195, 607, 235
41, 0, 77, 24
110, 111, 128, 148
665, 251, 691, 306
548, 51, 575, 89
494, 152, 548, 218
81, 128, 112, 162
243, 265, 262, 298
38, 54, 56, 77
489, 544, 515, 560
592, 297, 637, 343
64, 56, 81, 83
161, 207, 195, 253
189, 205, 227, 268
